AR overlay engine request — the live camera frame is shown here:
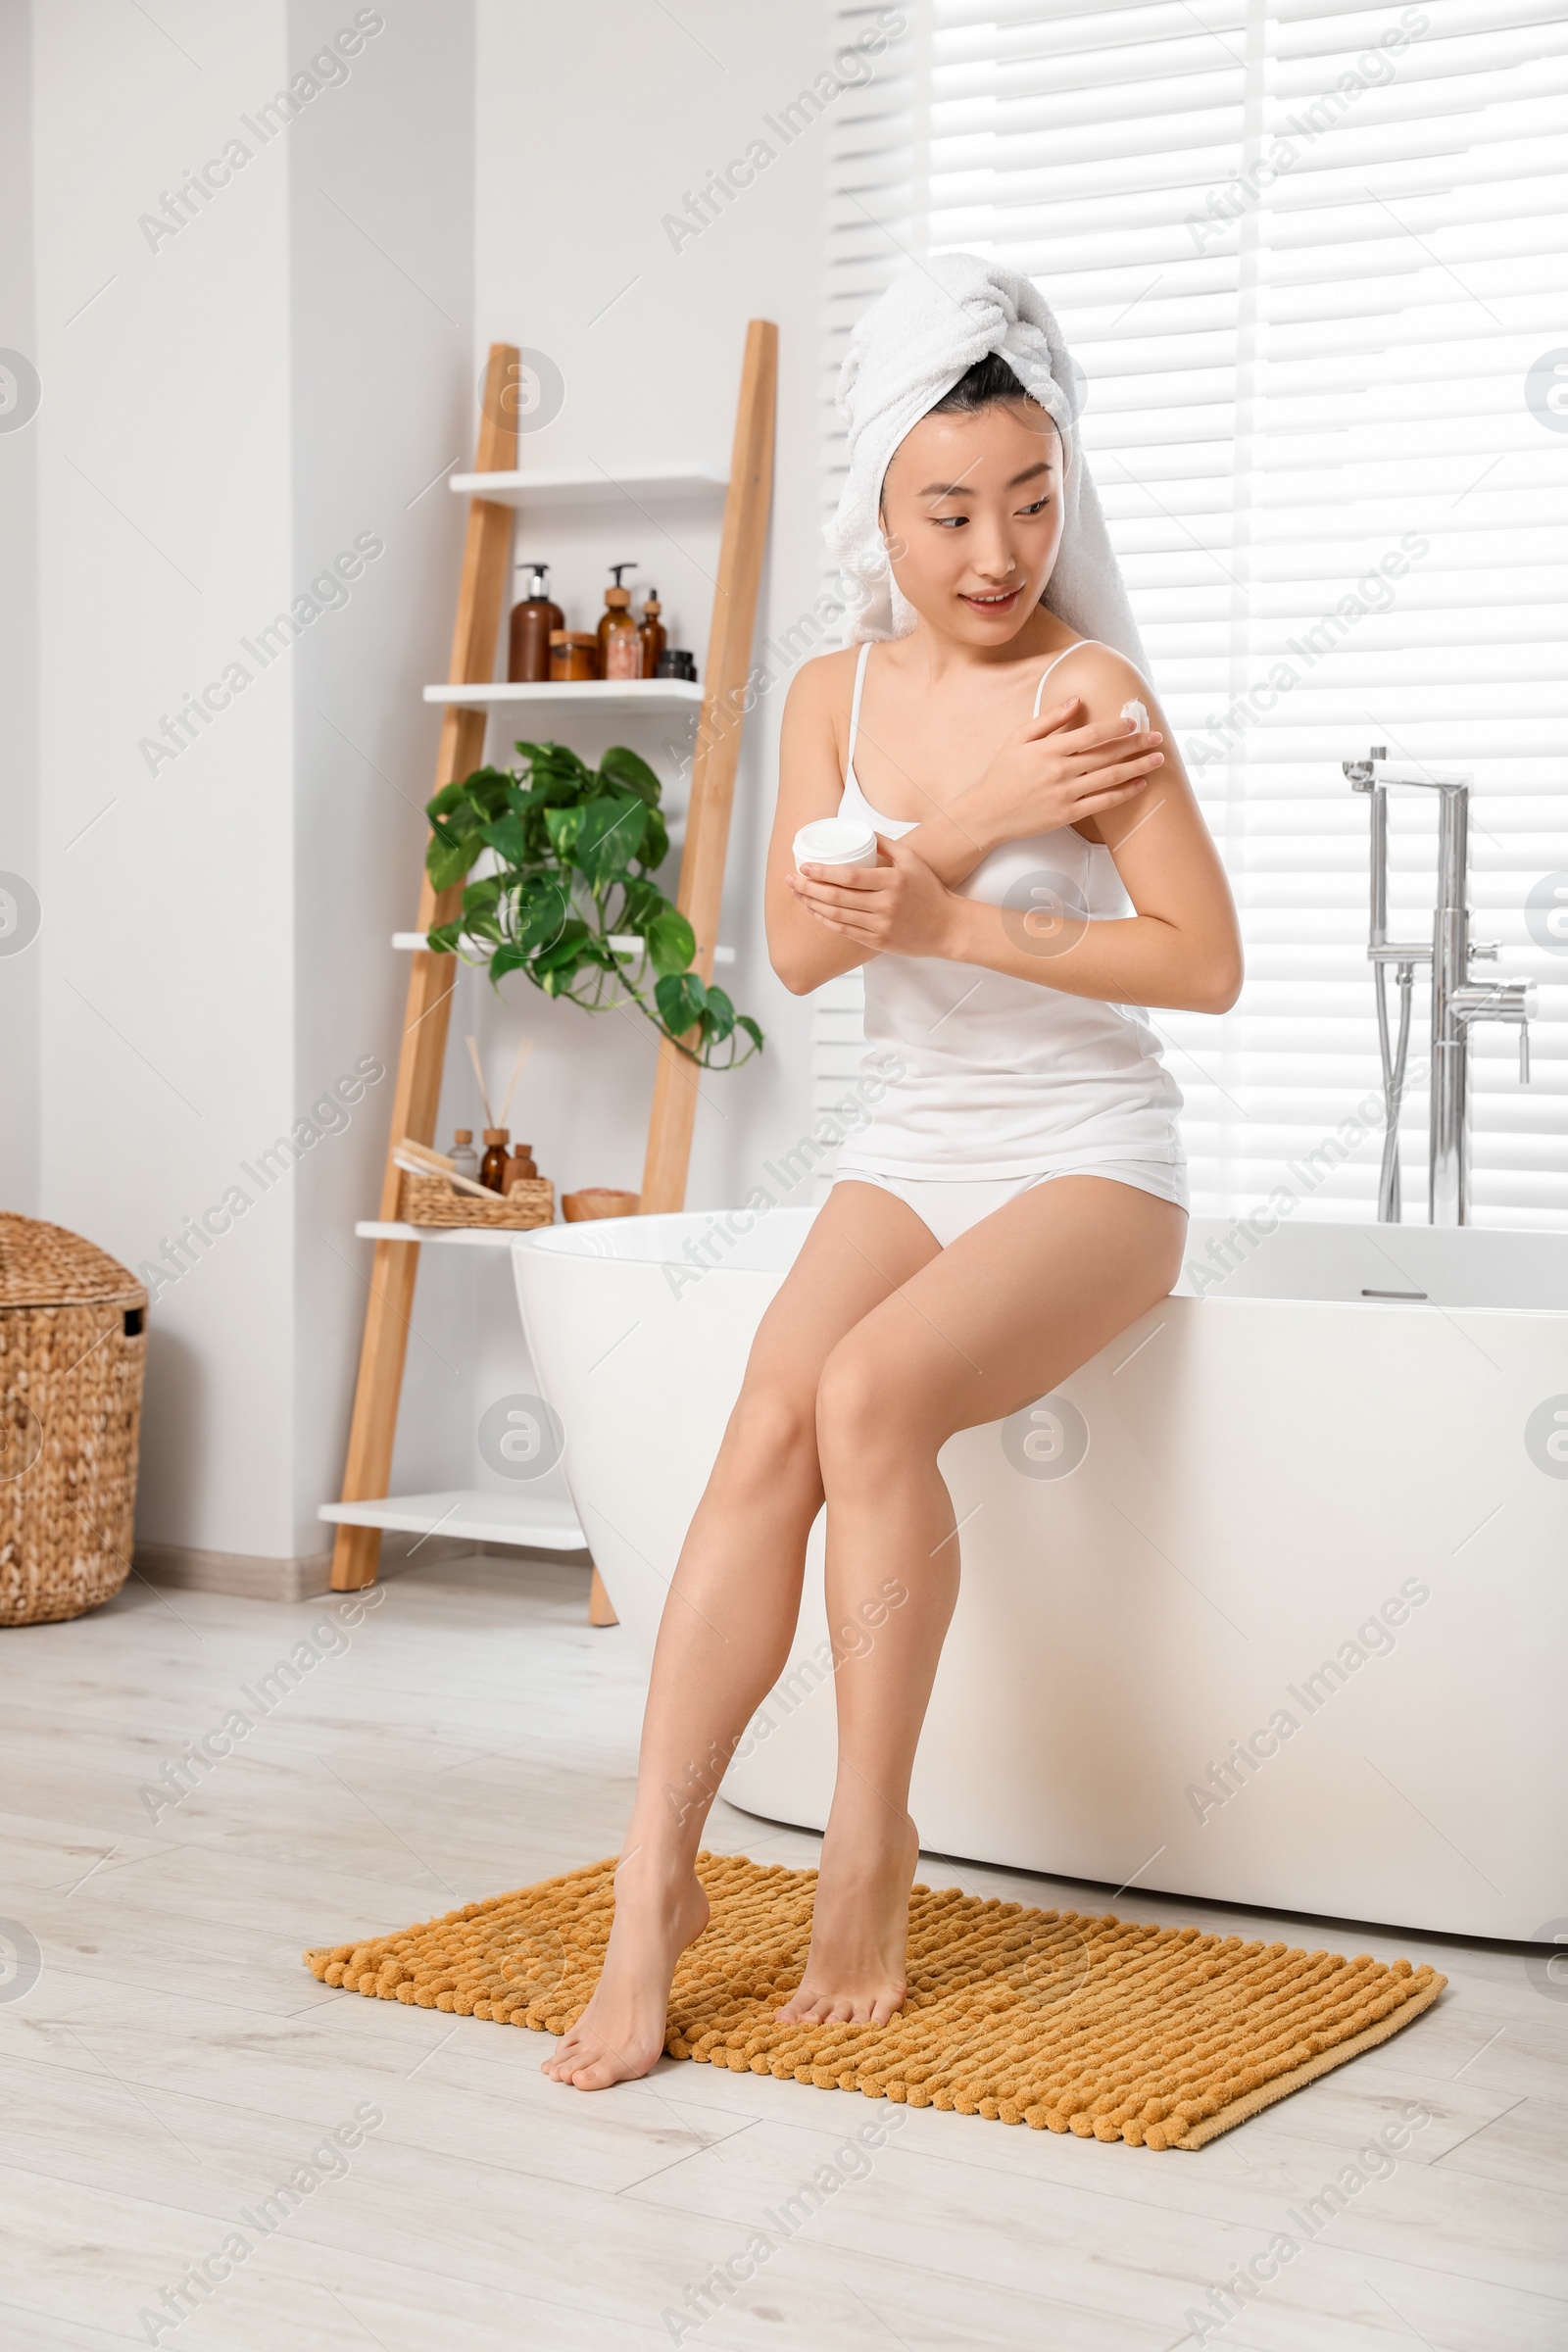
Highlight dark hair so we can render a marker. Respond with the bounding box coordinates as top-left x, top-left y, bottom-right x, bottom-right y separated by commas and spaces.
929, 352, 1037, 416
